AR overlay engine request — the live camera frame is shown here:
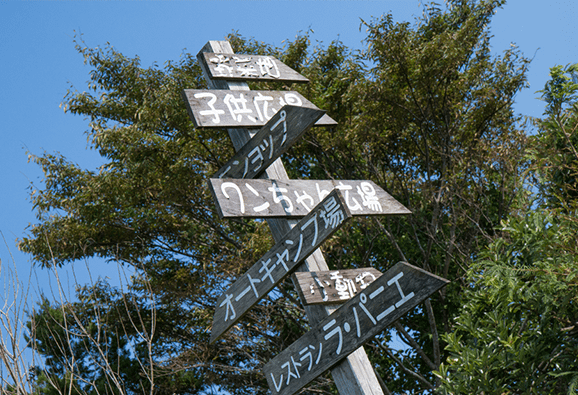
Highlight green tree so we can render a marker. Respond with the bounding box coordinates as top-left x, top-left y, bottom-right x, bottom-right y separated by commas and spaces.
21, 1, 531, 393
531, 63, 578, 213
435, 213, 578, 394
435, 65, 578, 394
